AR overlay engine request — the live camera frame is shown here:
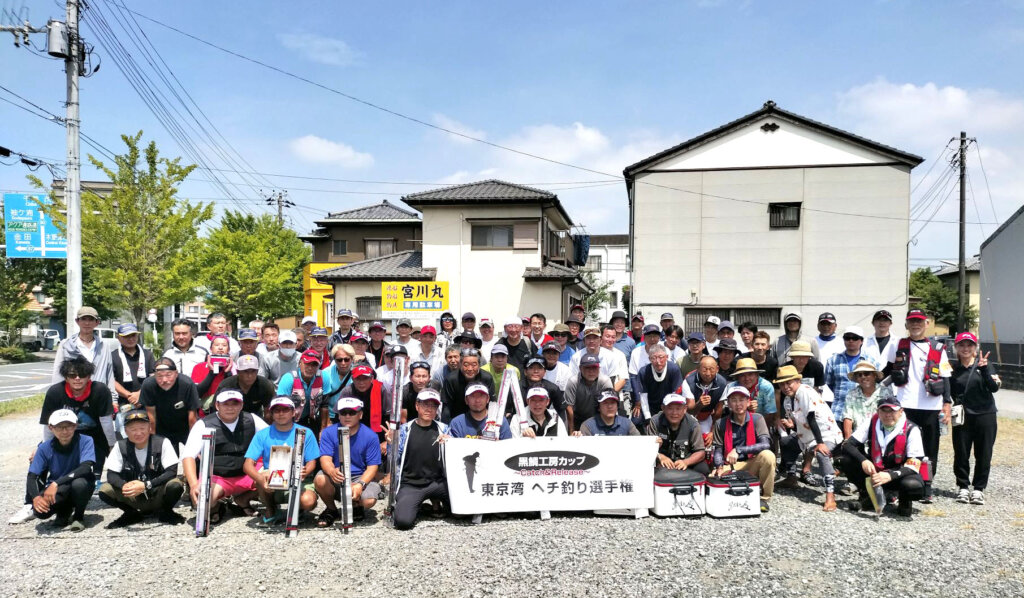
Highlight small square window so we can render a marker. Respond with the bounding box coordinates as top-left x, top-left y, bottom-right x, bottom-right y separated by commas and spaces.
769, 202, 801, 229
332, 239, 348, 255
